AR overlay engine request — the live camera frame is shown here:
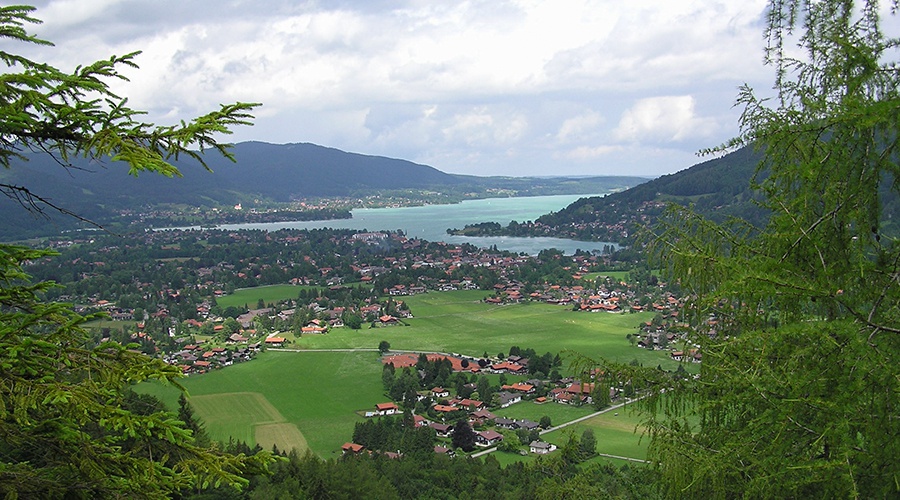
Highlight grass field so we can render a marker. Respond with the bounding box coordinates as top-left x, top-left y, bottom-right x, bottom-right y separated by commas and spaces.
541, 405, 650, 461
140, 289, 684, 460
140, 350, 386, 458
289, 290, 684, 371
215, 284, 320, 309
